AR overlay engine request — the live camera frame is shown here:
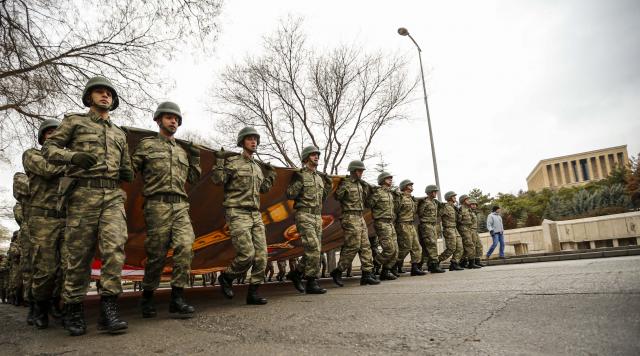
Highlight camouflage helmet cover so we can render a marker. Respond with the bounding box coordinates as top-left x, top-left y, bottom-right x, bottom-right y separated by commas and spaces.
425, 184, 439, 194
377, 171, 393, 185
38, 119, 60, 145
153, 101, 182, 126
399, 179, 413, 191
444, 191, 457, 201
347, 160, 366, 172
236, 126, 261, 147
459, 194, 469, 205
301, 146, 321, 162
